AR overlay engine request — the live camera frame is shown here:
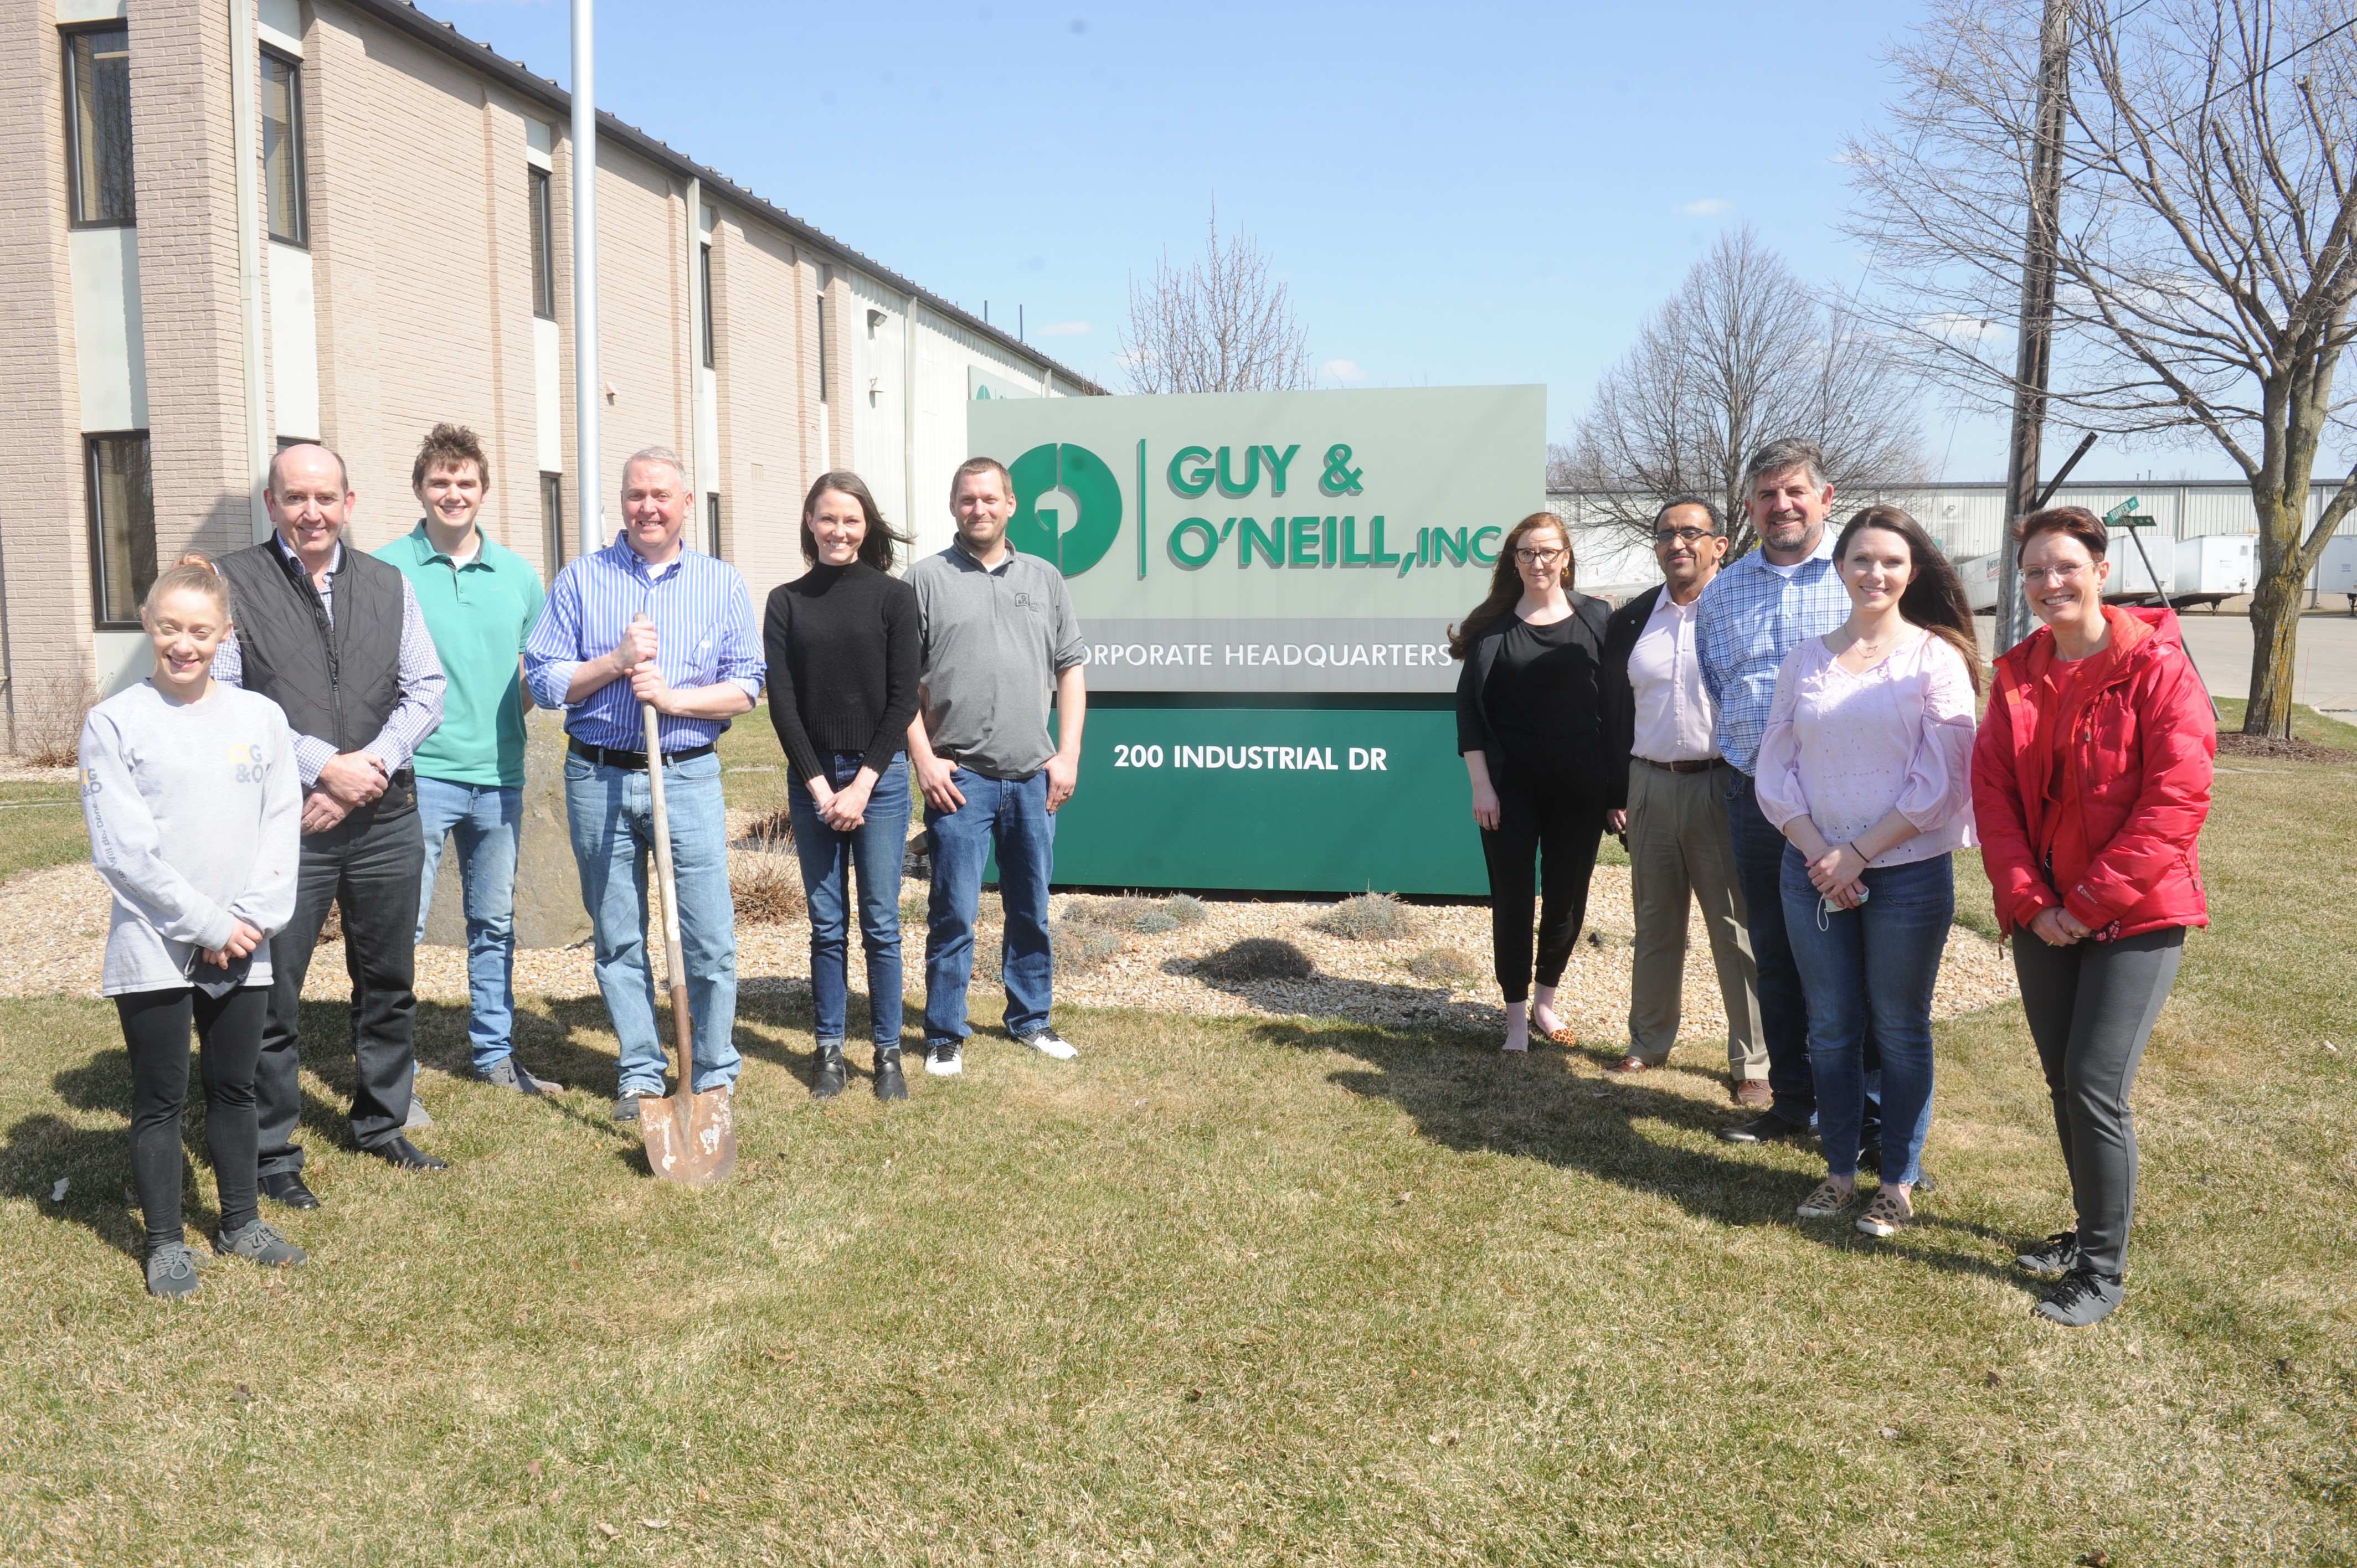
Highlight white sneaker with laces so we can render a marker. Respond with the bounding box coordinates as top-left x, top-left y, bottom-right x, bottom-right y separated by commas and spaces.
926, 1043, 964, 1077
1017, 1028, 1078, 1061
